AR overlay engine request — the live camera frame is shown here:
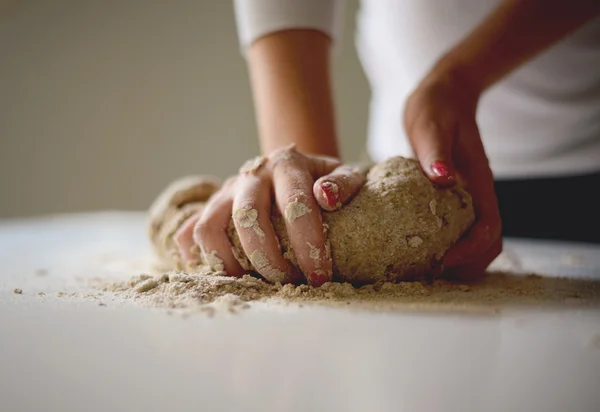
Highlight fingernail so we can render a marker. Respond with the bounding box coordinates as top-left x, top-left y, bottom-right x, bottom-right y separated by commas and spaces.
320, 181, 340, 207
431, 161, 451, 178
309, 271, 330, 287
